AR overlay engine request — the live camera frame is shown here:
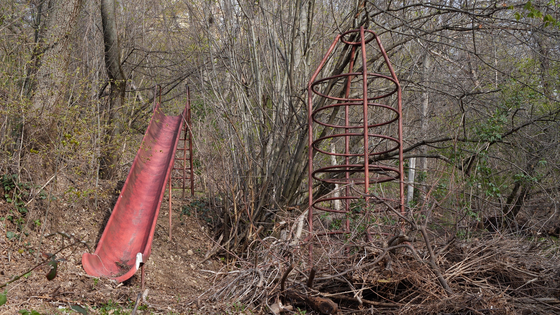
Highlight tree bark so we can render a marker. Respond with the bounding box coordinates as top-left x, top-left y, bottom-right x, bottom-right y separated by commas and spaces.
29, 0, 82, 113
99, 0, 126, 179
